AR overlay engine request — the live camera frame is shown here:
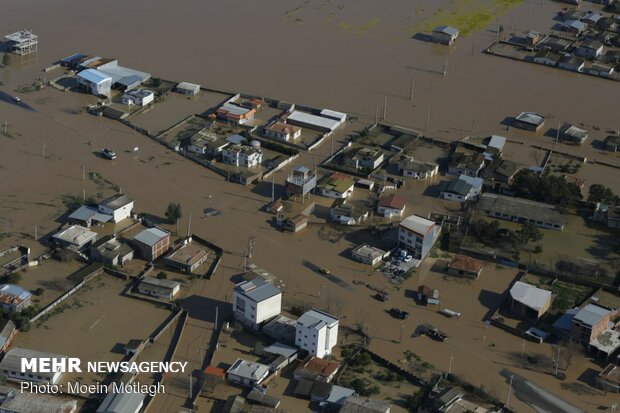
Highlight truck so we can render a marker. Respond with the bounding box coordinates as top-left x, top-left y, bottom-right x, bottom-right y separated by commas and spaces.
439, 309, 461, 318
